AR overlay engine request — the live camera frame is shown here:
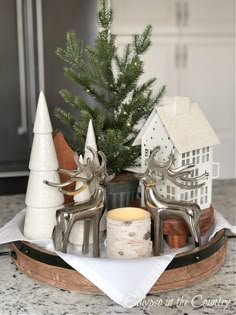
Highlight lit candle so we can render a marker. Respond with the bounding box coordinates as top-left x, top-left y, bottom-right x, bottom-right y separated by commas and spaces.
106, 207, 152, 259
